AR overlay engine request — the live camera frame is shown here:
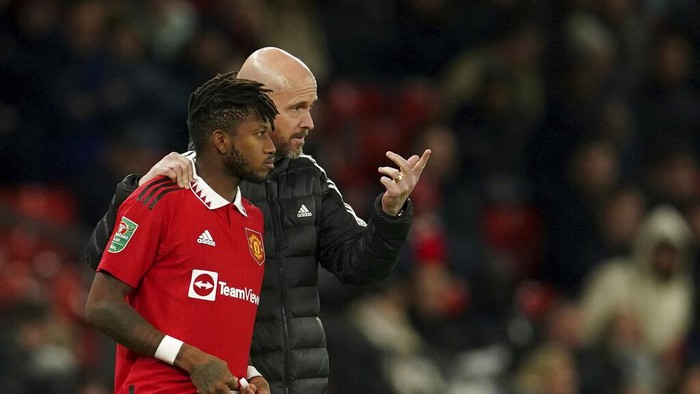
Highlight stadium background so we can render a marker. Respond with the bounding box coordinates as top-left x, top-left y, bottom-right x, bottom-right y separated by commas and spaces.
1, 0, 700, 393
